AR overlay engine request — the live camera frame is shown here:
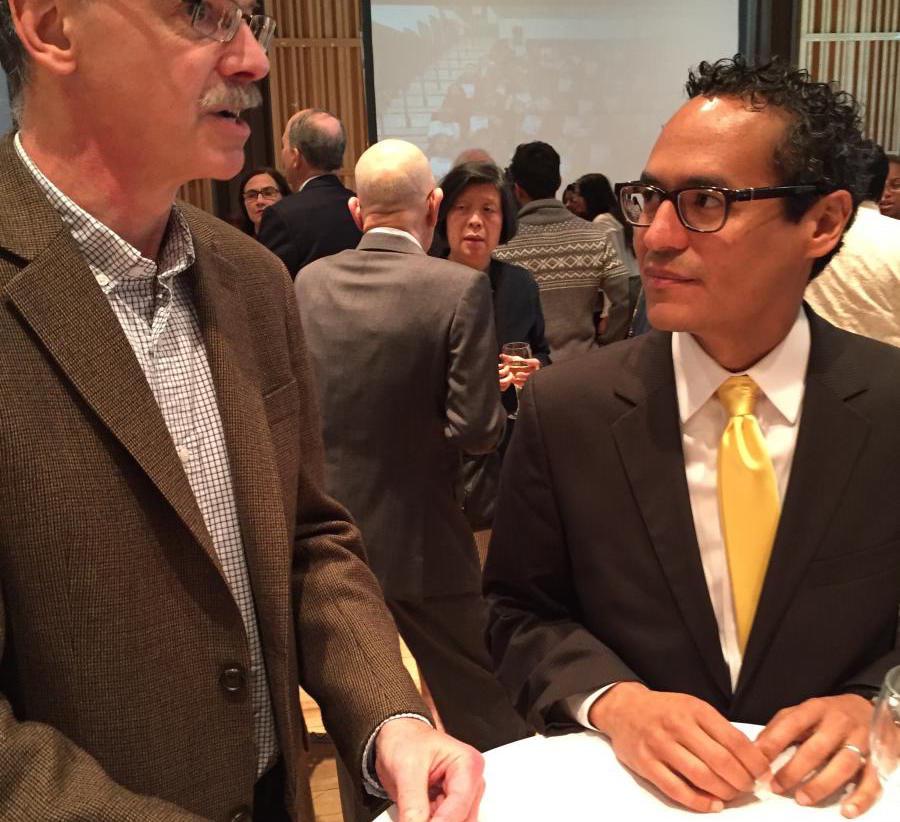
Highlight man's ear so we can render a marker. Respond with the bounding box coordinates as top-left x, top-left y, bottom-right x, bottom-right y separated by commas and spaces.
347, 196, 363, 231
9, 0, 77, 78
806, 189, 853, 261
425, 187, 444, 227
